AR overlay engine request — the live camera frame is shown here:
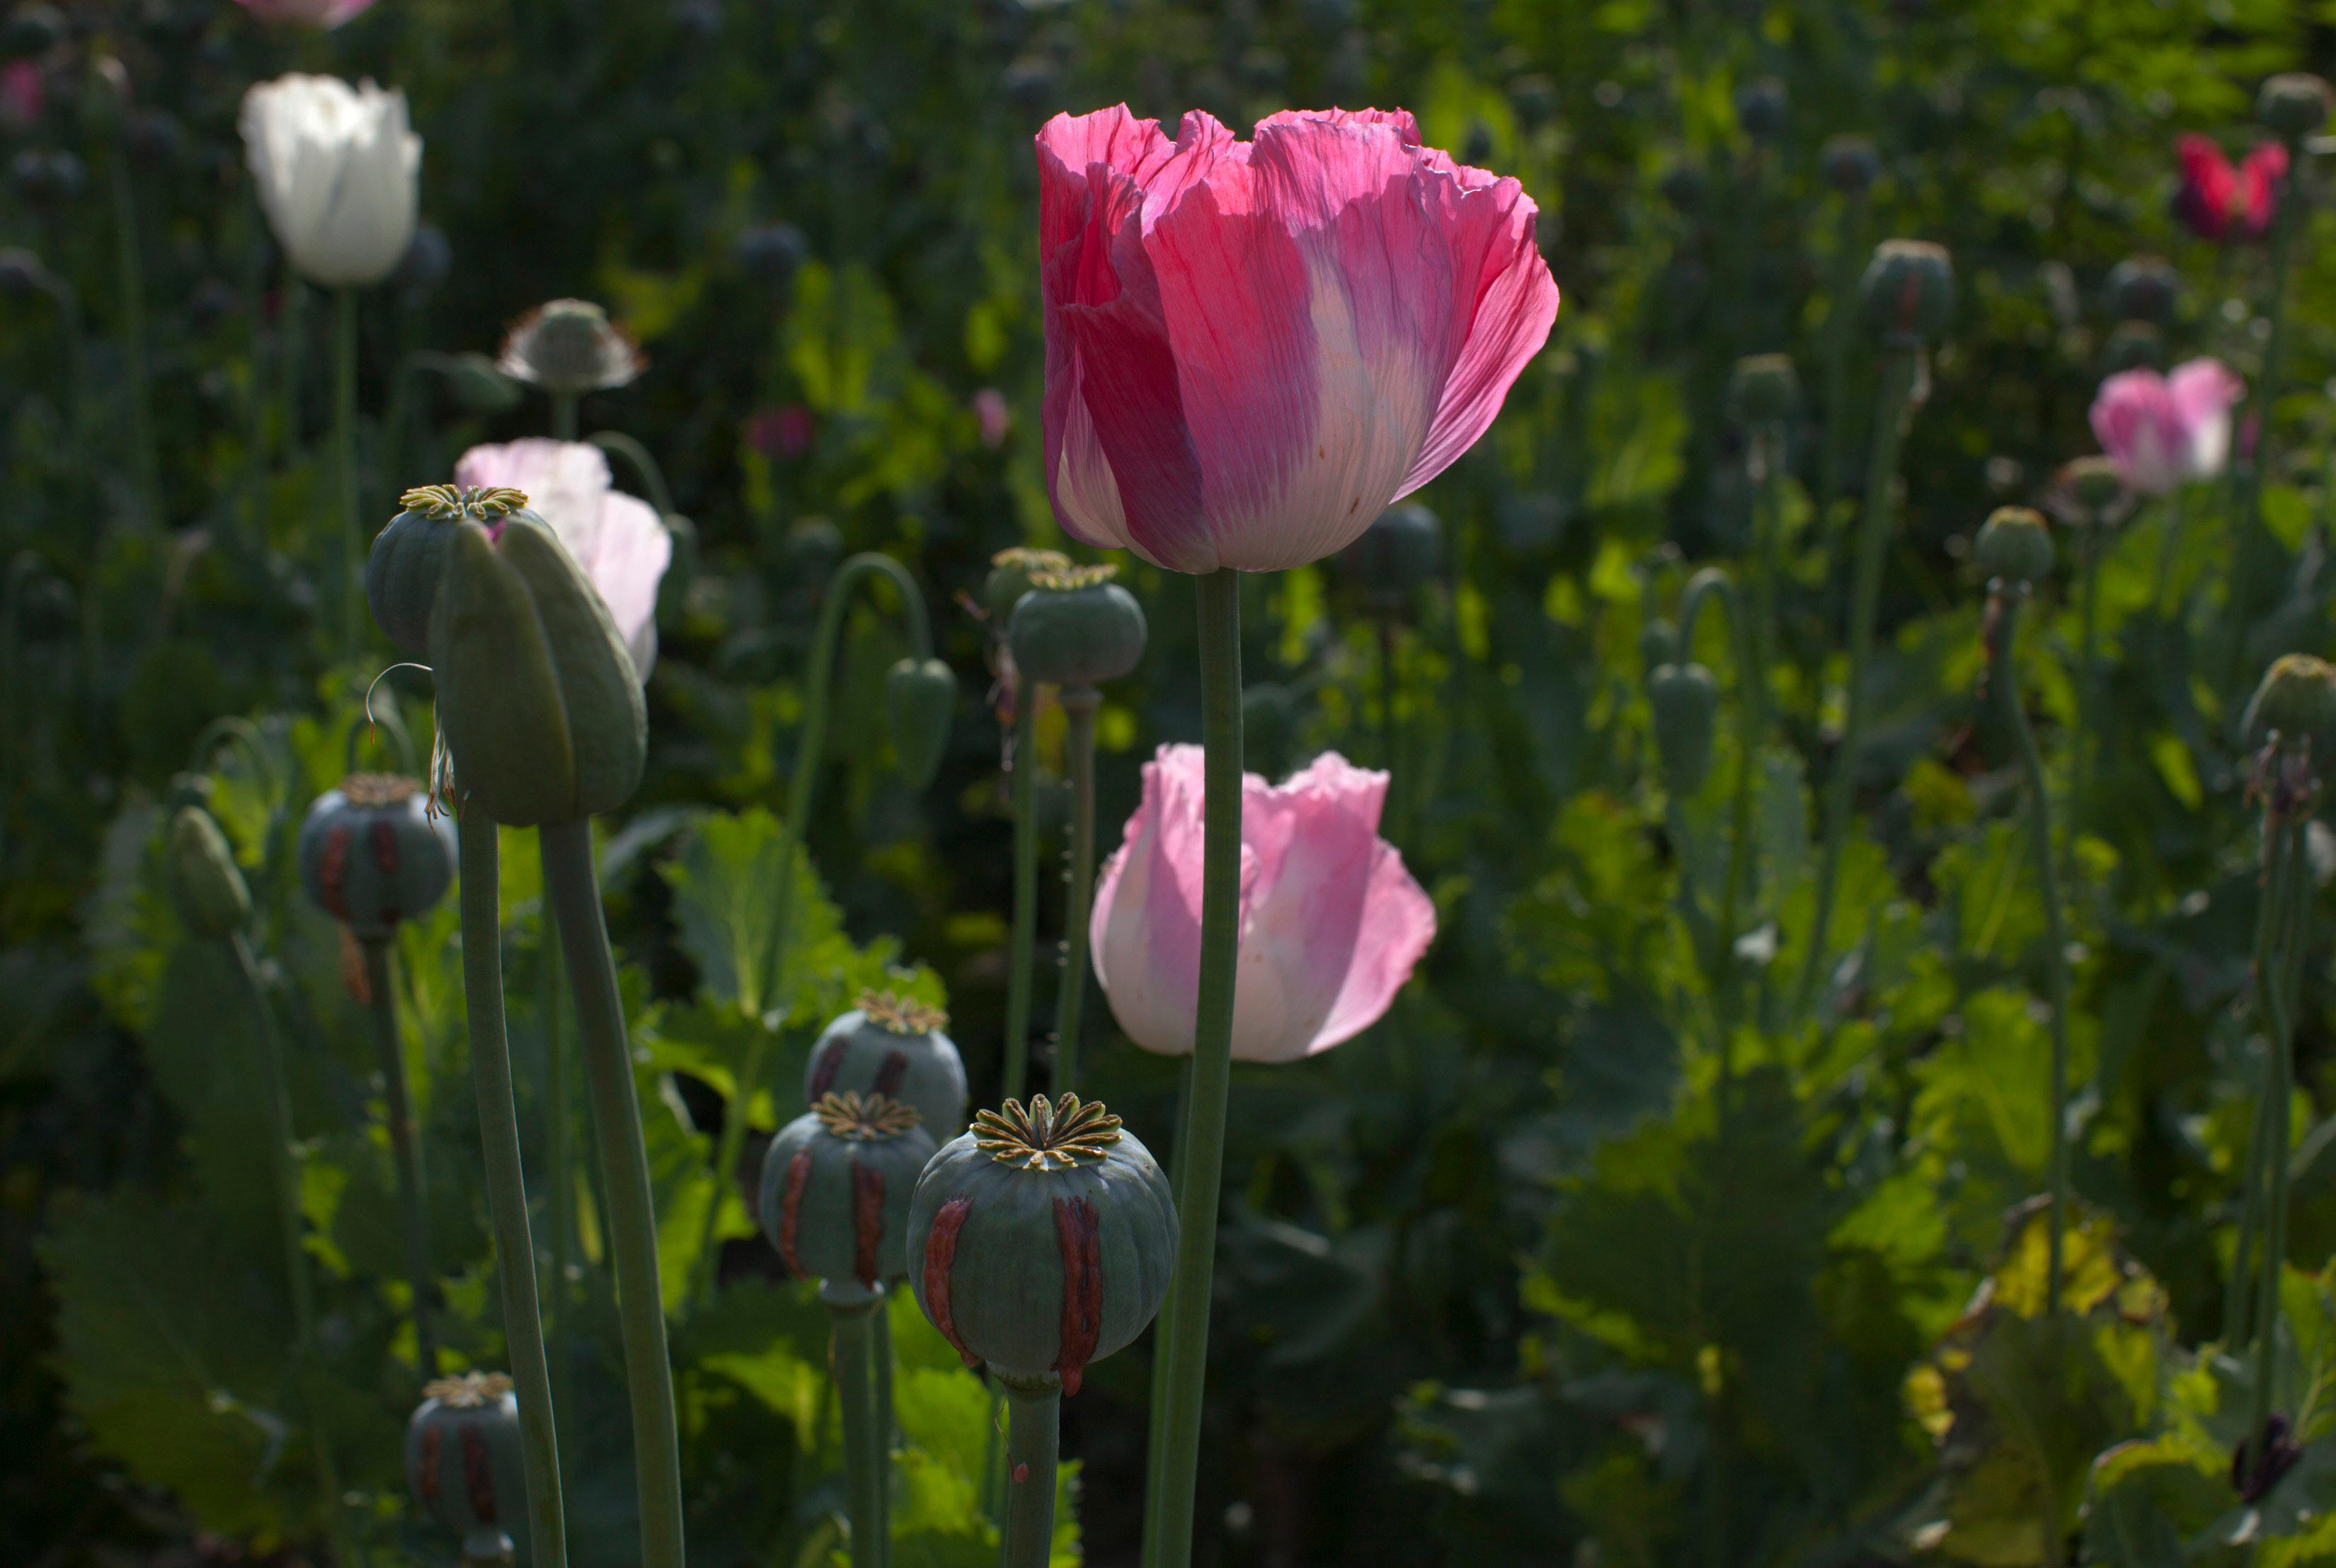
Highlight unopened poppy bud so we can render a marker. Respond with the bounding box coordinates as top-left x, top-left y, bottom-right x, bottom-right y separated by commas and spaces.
1974, 506, 2054, 587
2243, 653, 2336, 758
2063, 456, 2125, 515
985, 546, 1072, 622
885, 657, 957, 790
497, 299, 644, 396
2259, 73, 2332, 140
297, 774, 455, 941
430, 512, 648, 825
2104, 255, 2179, 326
1734, 76, 1786, 141
1861, 239, 1954, 348
1009, 563, 1147, 687
760, 1092, 939, 1297
1340, 502, 1441, 617
1728, 353, 1800, 425
1821, 133, 1881, 195
1647, 662, 1718, 796
907, 1094, 1176, 1394
804, 991, 968, 1135
367, 483, 531, 656
170, 805, 251, 938
406, 1373, 522, 1567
